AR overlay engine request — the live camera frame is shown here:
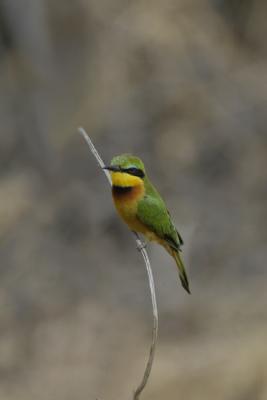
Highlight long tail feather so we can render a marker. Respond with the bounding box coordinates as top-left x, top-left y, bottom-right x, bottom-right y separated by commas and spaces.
172, 250, 190, 294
